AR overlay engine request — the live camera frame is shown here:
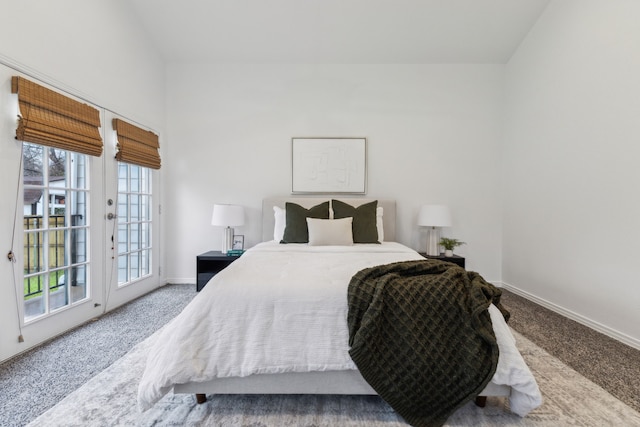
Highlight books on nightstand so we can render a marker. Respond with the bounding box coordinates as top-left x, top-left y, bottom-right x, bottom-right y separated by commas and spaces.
226, 249, 245, 256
